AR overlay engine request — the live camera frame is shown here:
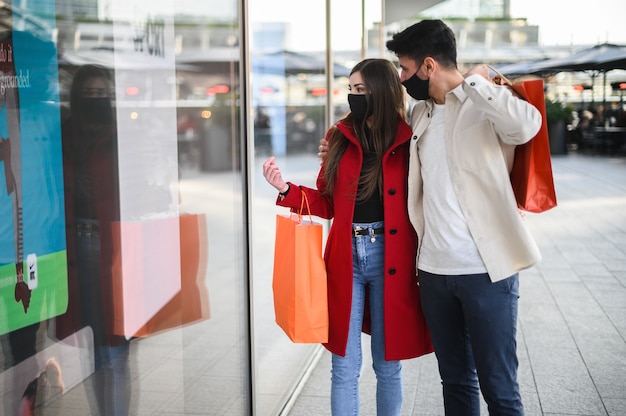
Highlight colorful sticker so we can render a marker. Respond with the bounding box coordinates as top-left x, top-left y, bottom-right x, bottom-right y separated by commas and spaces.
0, 11, 68, 334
